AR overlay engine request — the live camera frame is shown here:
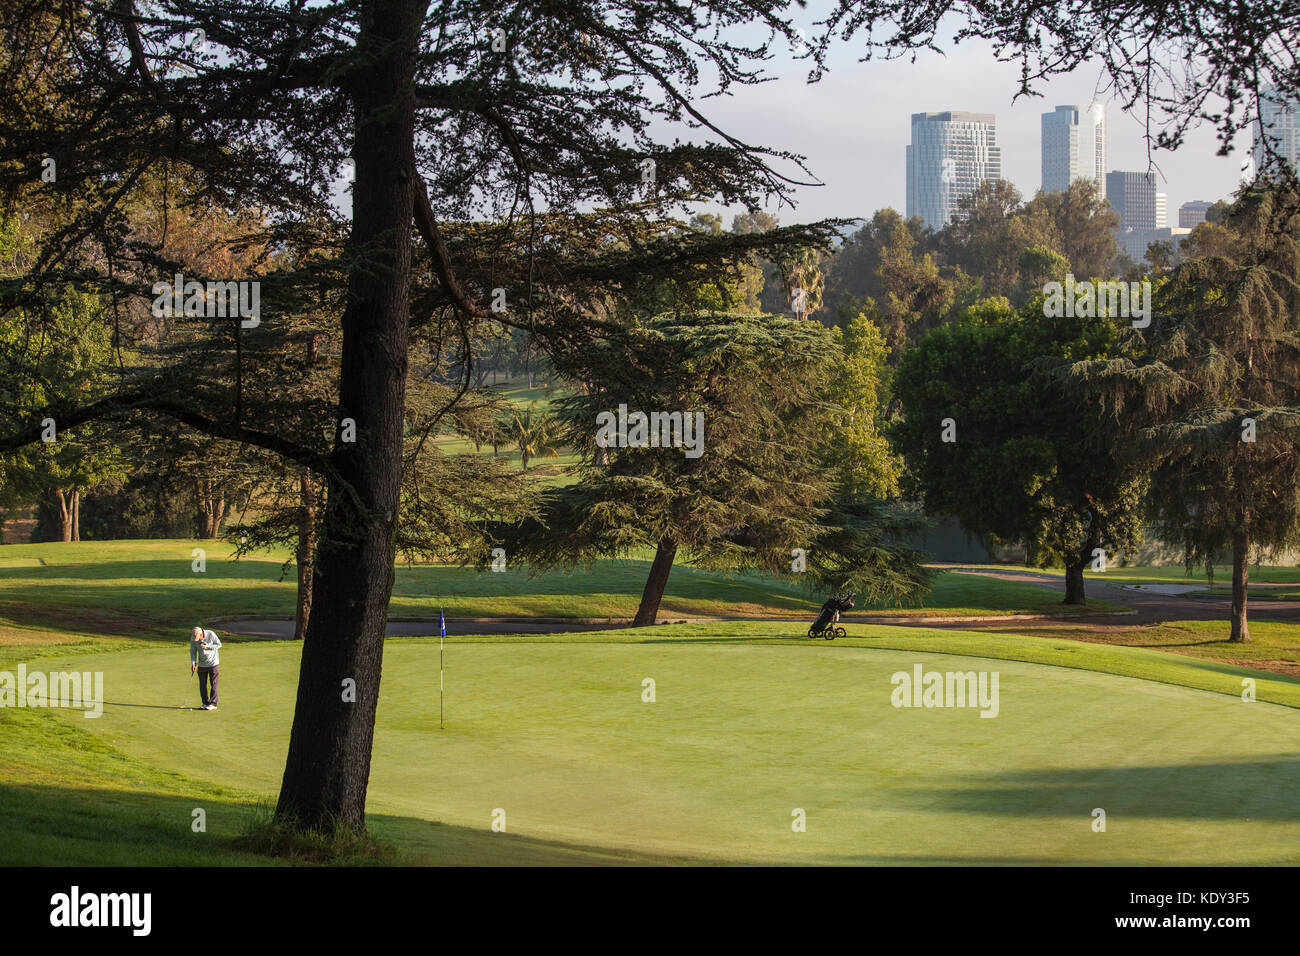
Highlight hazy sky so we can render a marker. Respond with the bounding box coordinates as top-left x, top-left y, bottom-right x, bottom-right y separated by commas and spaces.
689, 31, 1252, 231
